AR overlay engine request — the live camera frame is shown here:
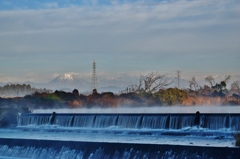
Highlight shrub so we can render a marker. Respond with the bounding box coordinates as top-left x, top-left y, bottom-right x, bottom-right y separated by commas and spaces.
23, 92, 62, 108
155, 88, 188, 105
